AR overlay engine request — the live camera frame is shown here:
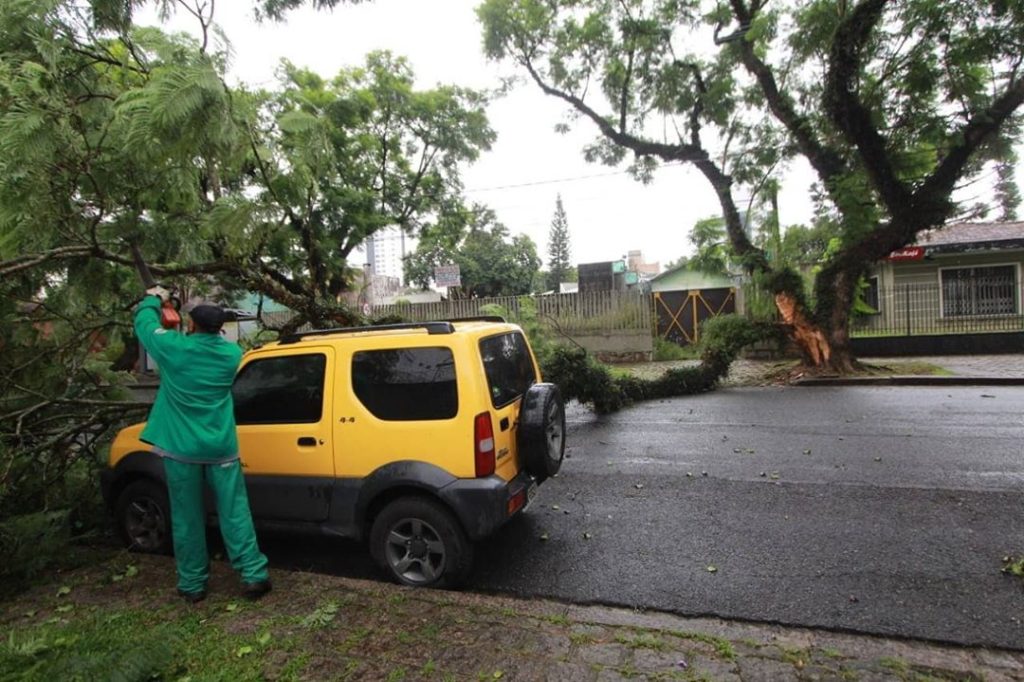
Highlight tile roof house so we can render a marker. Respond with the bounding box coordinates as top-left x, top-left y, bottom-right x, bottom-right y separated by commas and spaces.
857, 221, 1024, 342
